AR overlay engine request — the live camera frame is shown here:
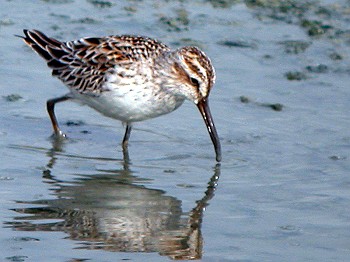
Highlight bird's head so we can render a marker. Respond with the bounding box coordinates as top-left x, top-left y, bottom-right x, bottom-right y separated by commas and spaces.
170, 46, 221, 162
